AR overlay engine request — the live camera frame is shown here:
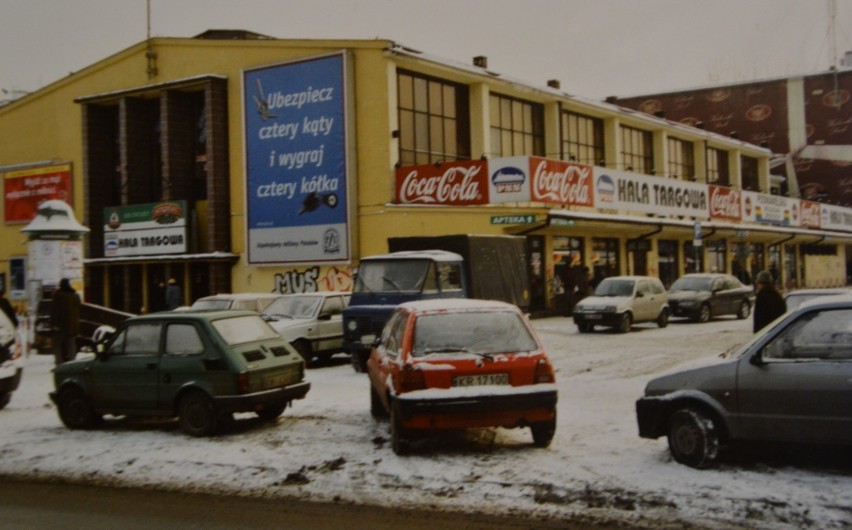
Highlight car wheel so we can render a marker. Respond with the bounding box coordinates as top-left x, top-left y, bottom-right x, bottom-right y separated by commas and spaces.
56, 387, 102, 430
577, 323, 593, 333
370, 384, 388, 419
292, 340, 313, 364
256, 403, 287, 422
667, 408, 720, 469
736, 300, 751, 319
696, 304, 711, 323
390, 400, 410, 455
617, 313, 632, 334
531, 412, 557, 448
0, 392, 10, 410
178, 390, 220, 437
656, 308, 670, 328
351, 350, 368, 373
